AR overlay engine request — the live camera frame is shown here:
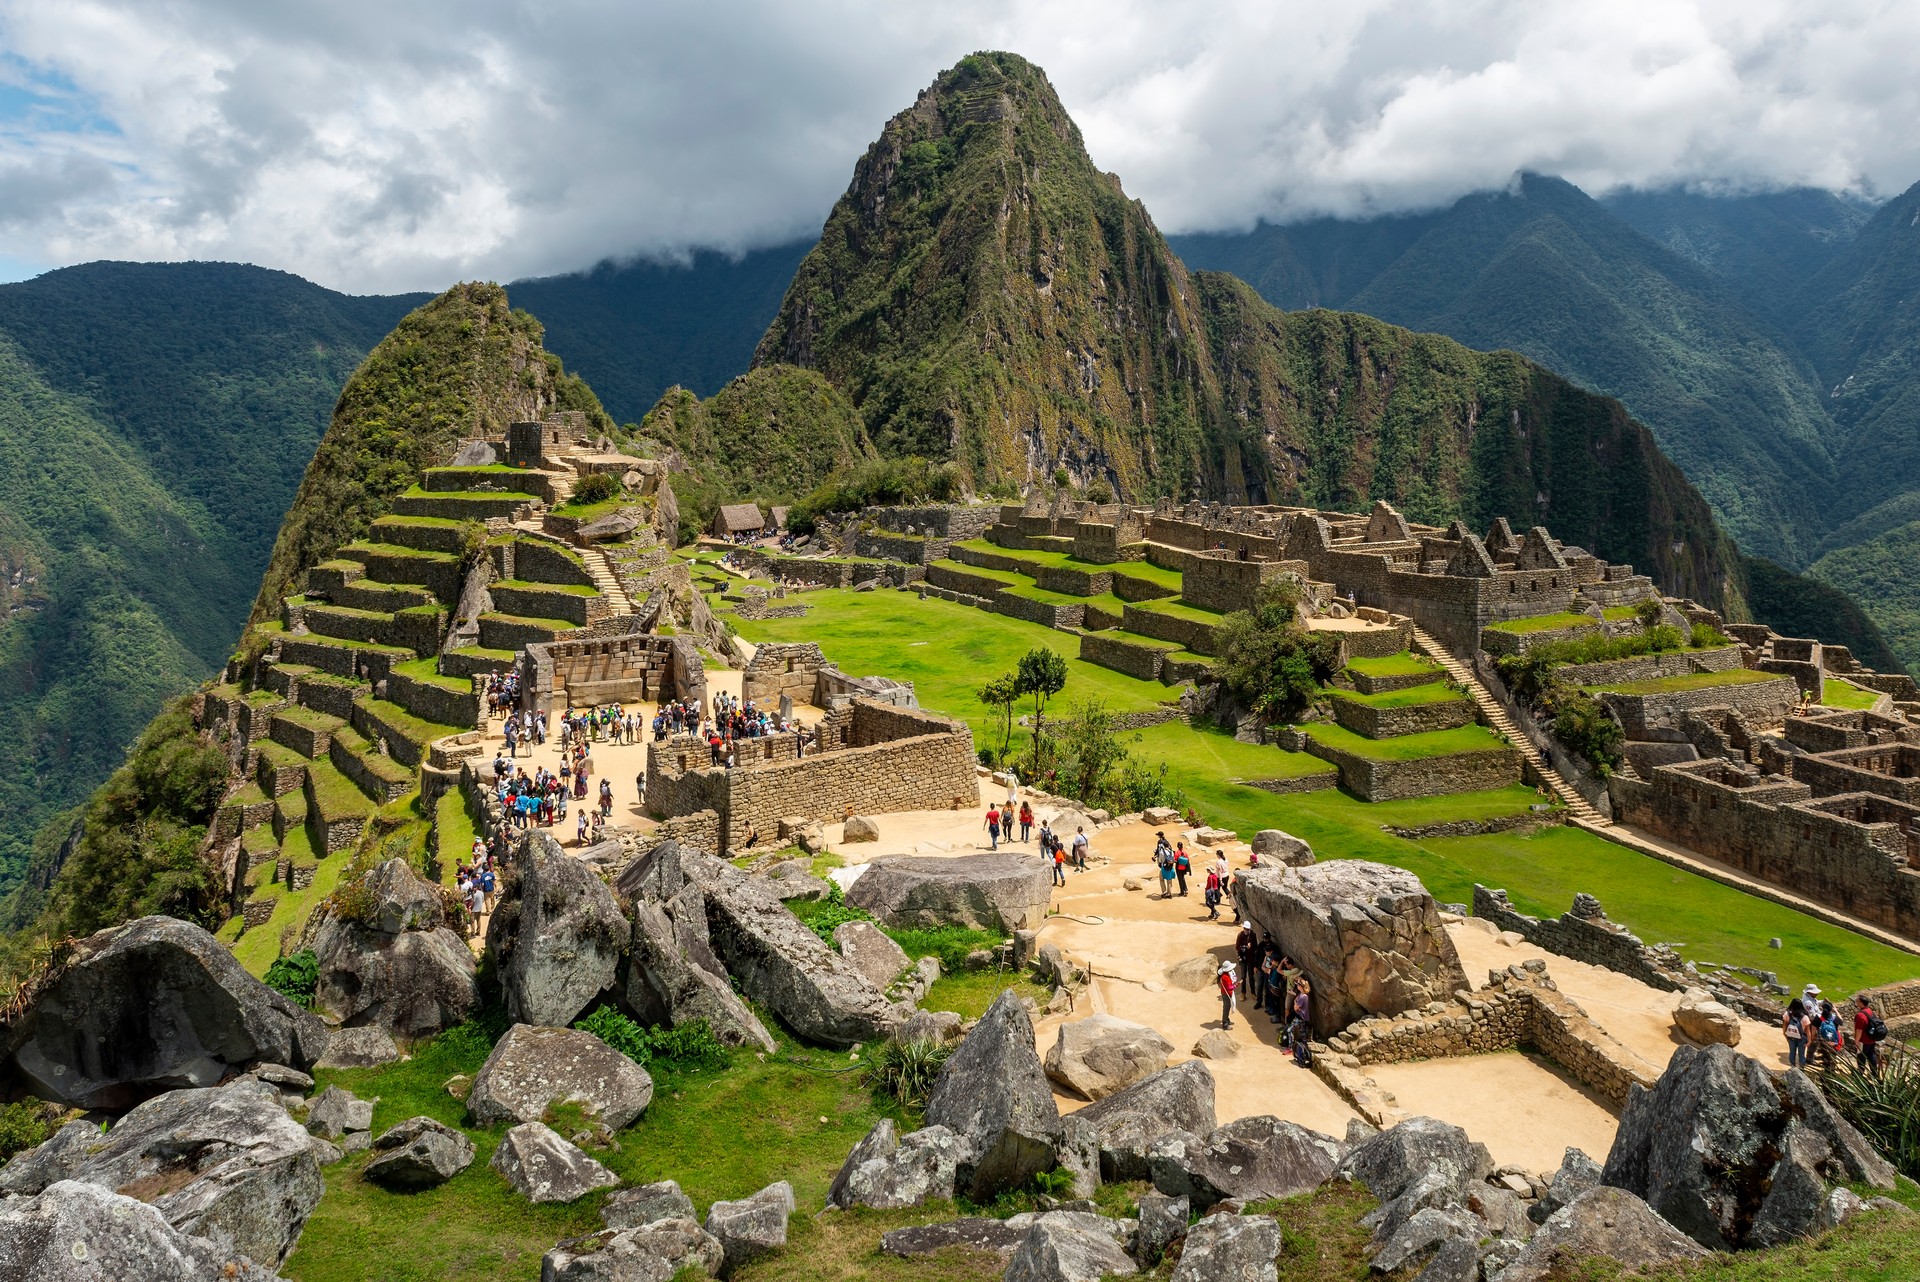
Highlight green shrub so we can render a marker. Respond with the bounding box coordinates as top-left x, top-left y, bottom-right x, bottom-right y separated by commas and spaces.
571, 472, 621, 505
787, 457, 960, 536
1211, 581, 1343, 722
0, 1100, 54, 1165
885, 925, 1004, 973
789, 884, 876, 944
435, 1005, 510, 1061
574, 1006, 728, 1072
1540, 687, 1625, 775
1691, 622, 1732, 648
263, 949, 319, 1008
1818, 1053, 1920, 1179
864, 1037, 954, 1110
